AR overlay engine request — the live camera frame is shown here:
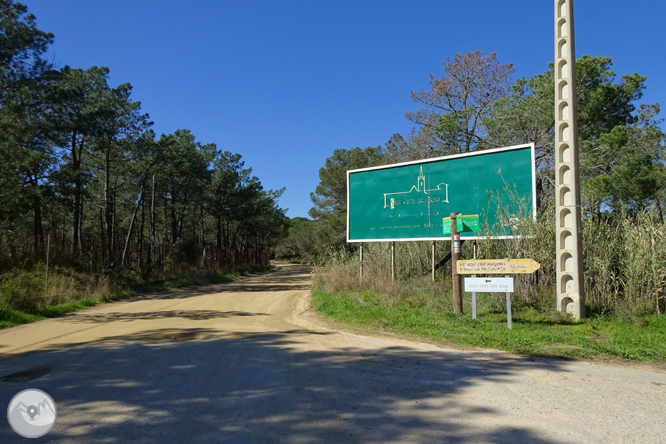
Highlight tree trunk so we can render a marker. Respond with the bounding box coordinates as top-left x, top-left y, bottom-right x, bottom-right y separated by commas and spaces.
104, 148, 113, 266
32, 197, 43, 254
72, 173, 81, 253
139, 196, 145, 268
71, 132, 83, 254
150, 175, 156, 266
122, 183, 145, 267
99, 208, 105, 262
